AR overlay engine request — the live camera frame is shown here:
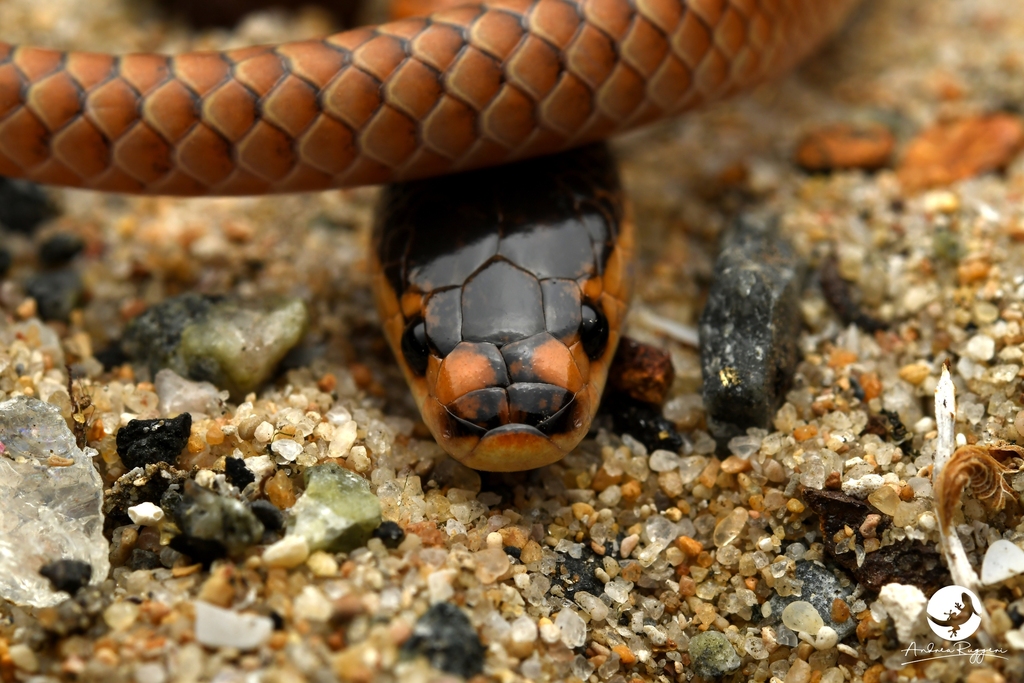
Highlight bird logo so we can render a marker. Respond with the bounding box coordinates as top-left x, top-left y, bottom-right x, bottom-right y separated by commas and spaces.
926, 586, 982, 640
